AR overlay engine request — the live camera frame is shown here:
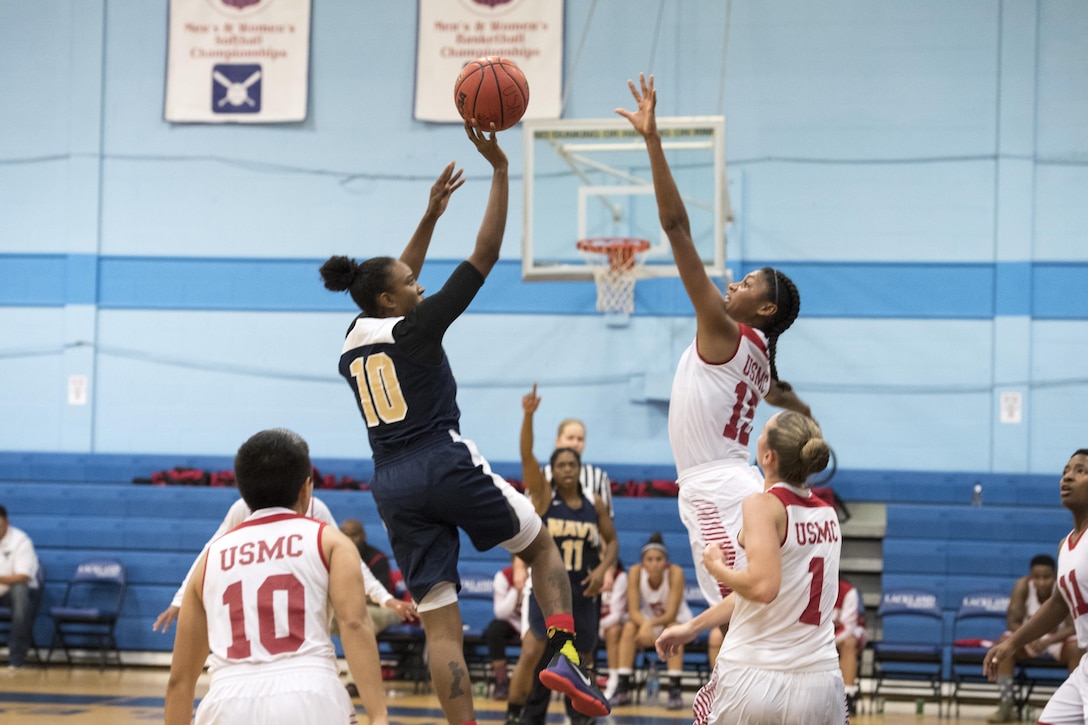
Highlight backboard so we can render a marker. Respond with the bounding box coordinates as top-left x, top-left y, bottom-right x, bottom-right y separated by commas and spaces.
522, 116, 729, 281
